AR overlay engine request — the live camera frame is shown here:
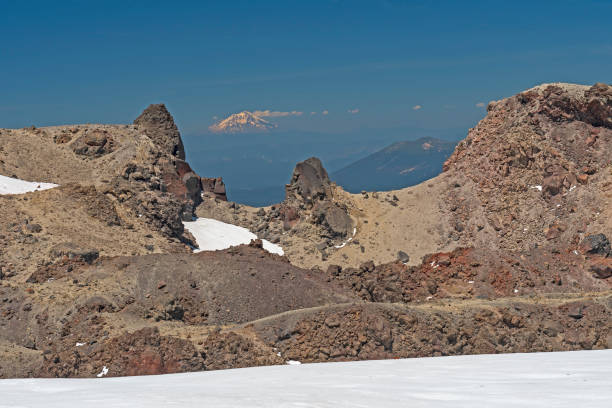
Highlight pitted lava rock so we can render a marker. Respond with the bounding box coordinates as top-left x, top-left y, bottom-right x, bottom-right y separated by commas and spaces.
134, 103, 186, 160
326, 247, 611, 303
442, 83, 612, 255
259, 299, 611, 363
41, 327, 204, 378
201, 330, 283, 370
